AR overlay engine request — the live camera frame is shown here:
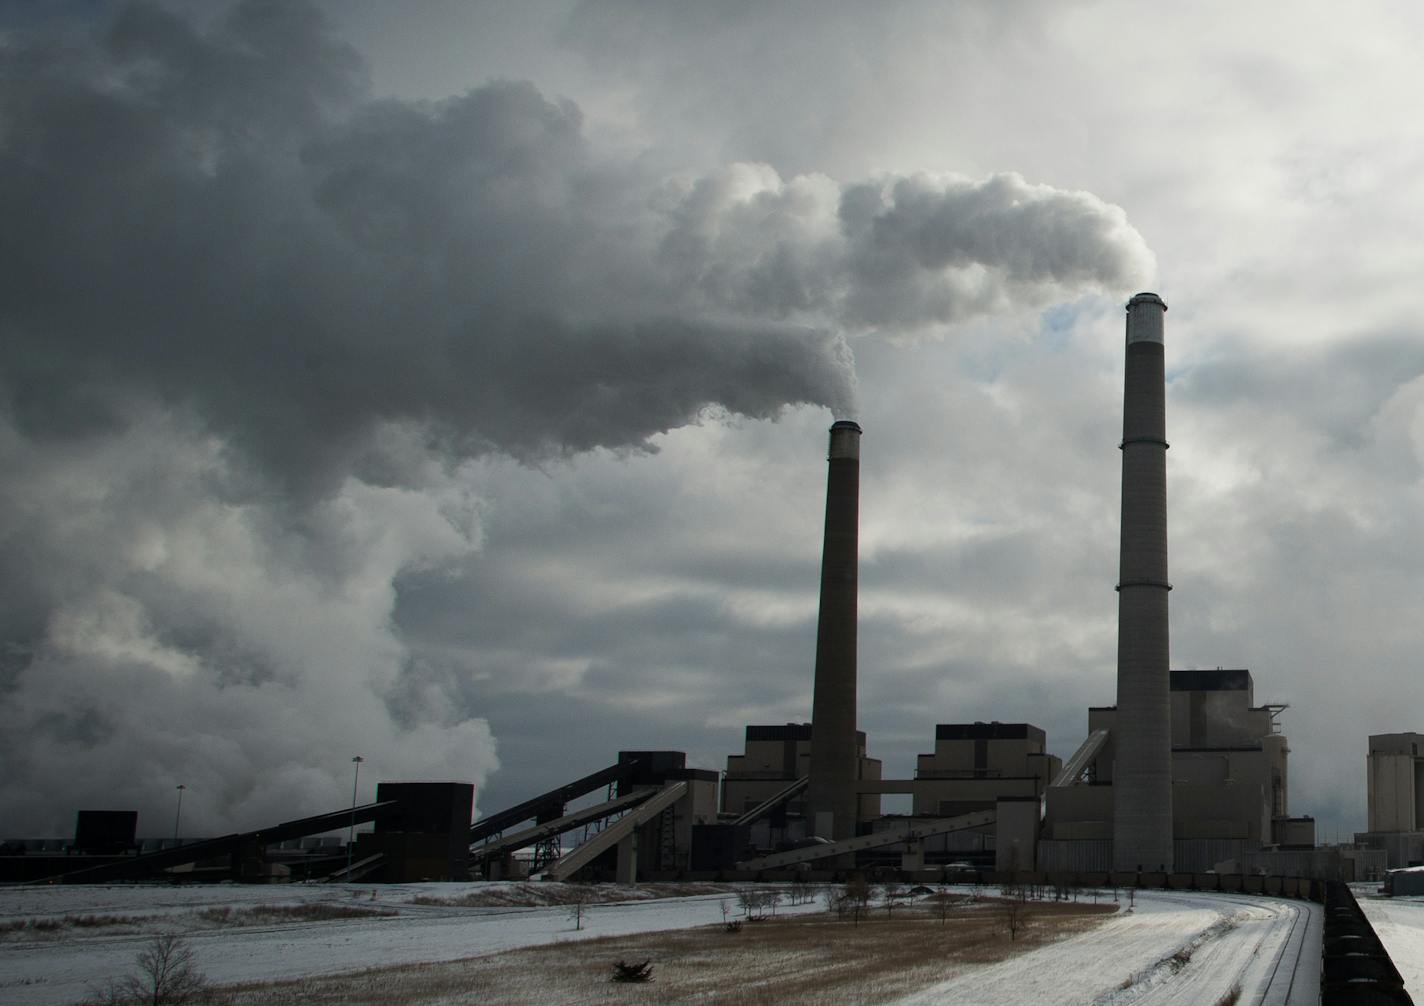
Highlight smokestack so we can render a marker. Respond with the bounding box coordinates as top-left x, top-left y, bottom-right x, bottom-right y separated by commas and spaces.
807, 420, 862, 841
1112, 292, 1174, 873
